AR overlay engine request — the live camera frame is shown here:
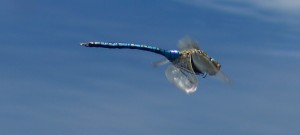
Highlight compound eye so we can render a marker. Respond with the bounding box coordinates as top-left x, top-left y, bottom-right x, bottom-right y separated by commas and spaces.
210, 58, 221, 69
